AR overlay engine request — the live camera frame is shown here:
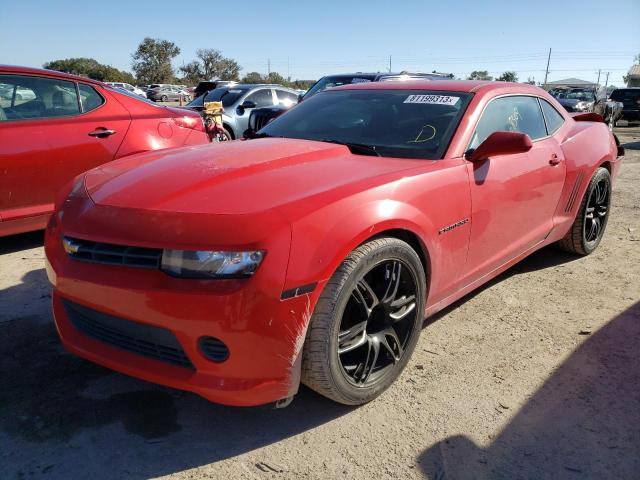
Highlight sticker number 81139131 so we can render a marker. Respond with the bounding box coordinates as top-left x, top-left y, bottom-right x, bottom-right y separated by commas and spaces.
404, 95, 460, 105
